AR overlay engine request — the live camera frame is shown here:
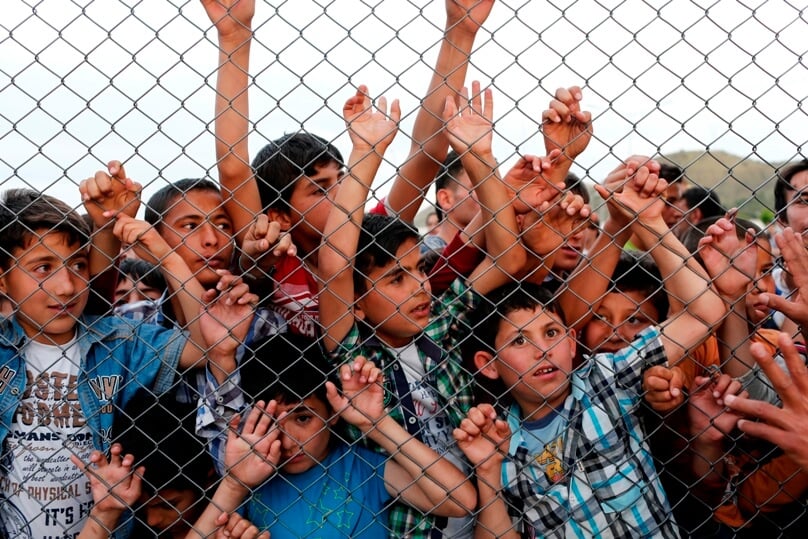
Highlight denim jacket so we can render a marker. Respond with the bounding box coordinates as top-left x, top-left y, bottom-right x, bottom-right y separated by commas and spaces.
0, 314, 186, 453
